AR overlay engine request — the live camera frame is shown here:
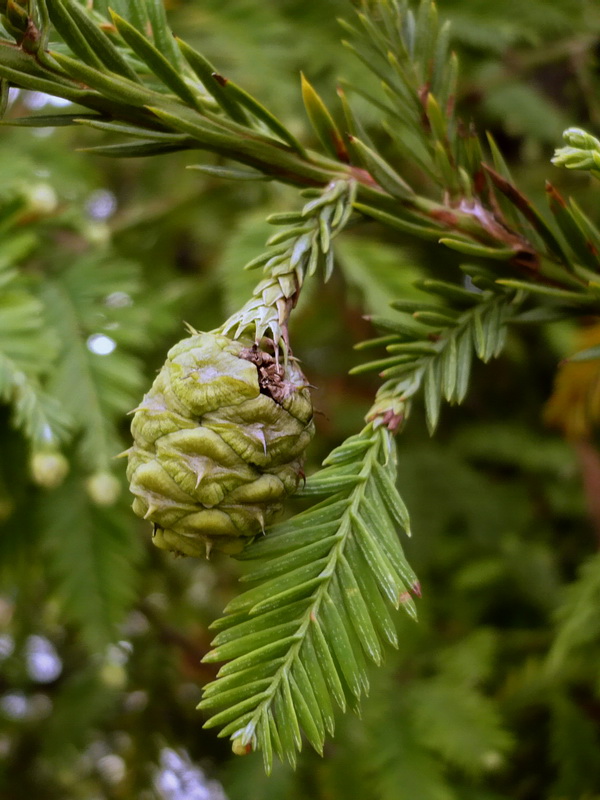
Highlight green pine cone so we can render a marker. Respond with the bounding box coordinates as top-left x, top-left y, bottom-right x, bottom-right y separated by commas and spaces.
127, 332, 314, 556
